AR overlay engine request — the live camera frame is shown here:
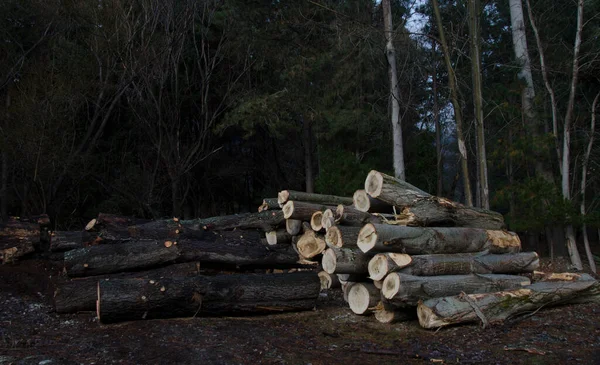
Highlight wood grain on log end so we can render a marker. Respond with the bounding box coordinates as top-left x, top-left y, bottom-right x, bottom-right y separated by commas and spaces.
348, 282, 381, 315
310, 211, 324, 232
85, 219, 97, 231
353, 190, 370, 212
357, 223, 377, 253
282, 201, 294, 219
318, 271, 341, 290
325, 226, 342, 248
365, 170, 384, 198
368, 253, 412, 281
382, 272, 400, 299
278, 190, 290, 207
322, 249, 336, 274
